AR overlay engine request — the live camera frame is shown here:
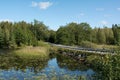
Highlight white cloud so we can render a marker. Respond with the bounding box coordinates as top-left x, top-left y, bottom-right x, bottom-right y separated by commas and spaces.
0, 19, 13, 22
79, 13, 85, 16
77, 13, 85, 18
38, 2, 53, 10
32, 1, 38, 7
31, 1, 53, 10
96, 8, 104, 11
117, 8, 120, 11
104, 14, 112, 17
101, 20, 108, 25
